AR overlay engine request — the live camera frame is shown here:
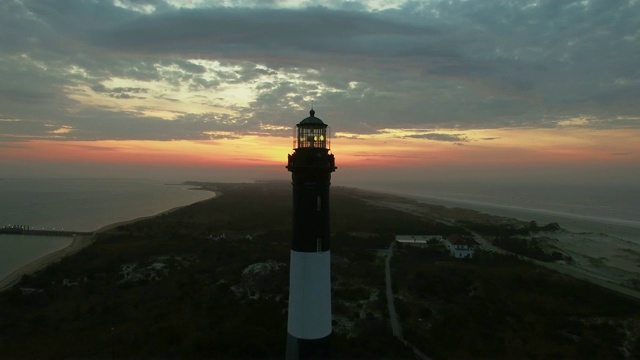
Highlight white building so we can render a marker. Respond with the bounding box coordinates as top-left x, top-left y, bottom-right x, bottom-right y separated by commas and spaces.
395, 235, 443, 246
444, 234, 480, 258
